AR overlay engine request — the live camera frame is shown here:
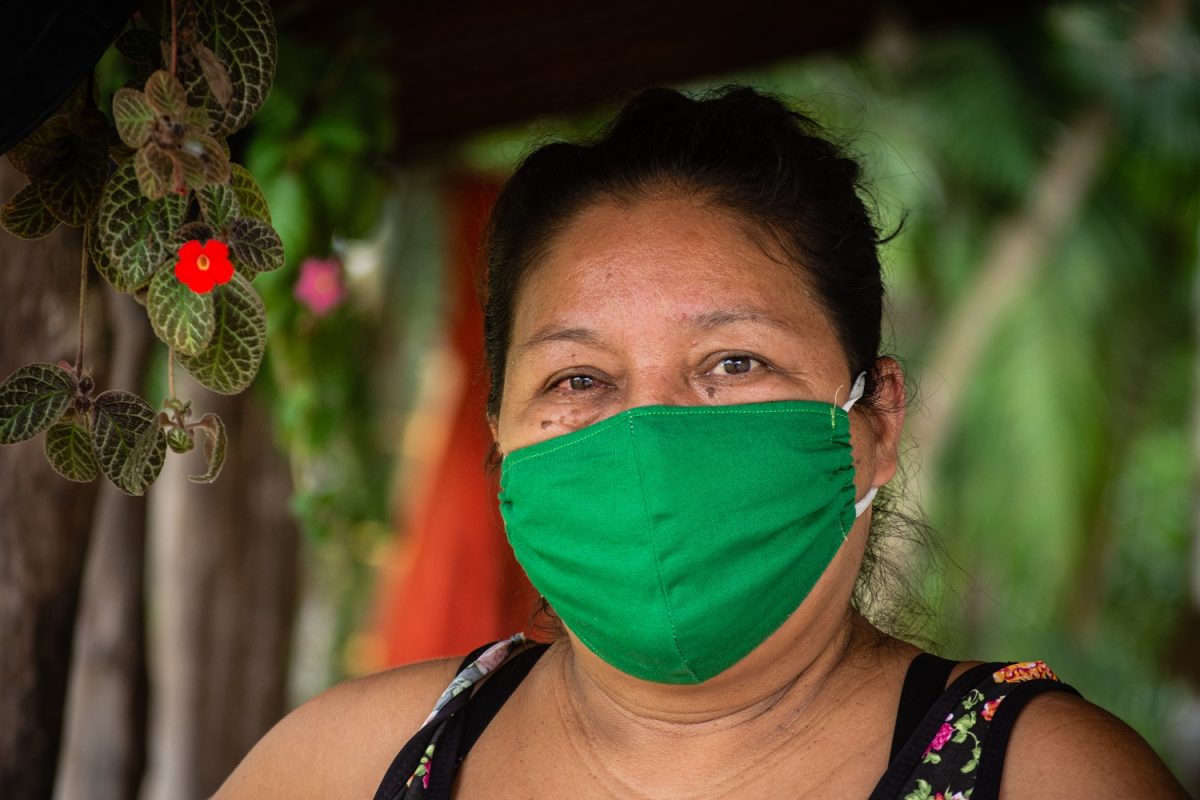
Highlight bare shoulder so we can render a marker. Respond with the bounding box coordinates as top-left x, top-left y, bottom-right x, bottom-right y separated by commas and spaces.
1000, 689, 1188, 799
211, 655, 463, 800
